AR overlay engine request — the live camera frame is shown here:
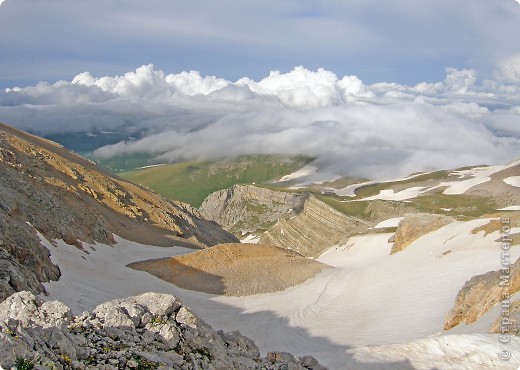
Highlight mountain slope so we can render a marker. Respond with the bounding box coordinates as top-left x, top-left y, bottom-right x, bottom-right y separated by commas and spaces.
0, 122, 237, 301
118, 154, 313, 207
